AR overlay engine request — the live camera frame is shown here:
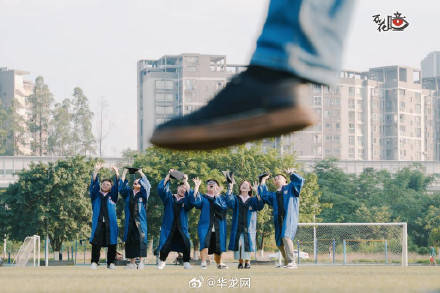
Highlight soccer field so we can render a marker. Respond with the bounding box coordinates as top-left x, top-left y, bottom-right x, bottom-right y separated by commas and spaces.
1, 265, 440, 292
